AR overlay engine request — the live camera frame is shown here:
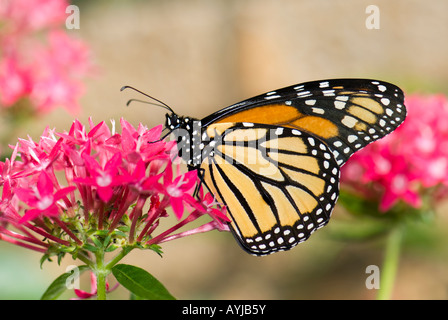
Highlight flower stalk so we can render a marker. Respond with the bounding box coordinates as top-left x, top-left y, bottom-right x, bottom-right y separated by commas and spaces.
377, 226, 403, 300
94, 248, 109, 300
